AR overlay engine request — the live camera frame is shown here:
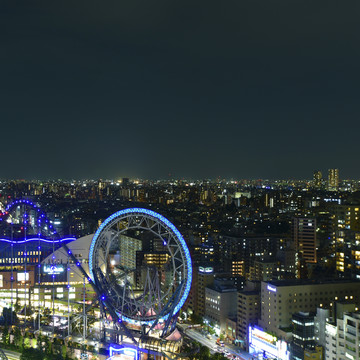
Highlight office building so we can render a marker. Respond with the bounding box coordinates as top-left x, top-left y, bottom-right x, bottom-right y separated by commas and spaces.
204, 278, 237, 333
292, 218, 317, 276
258, 279, 360, 337
291, 312, 316, 360
237, 290, 260, 346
